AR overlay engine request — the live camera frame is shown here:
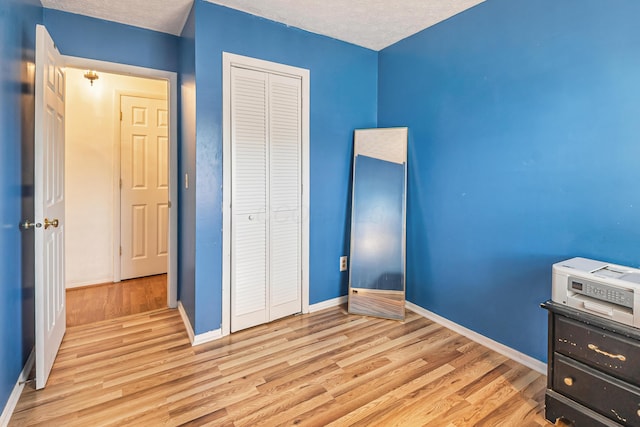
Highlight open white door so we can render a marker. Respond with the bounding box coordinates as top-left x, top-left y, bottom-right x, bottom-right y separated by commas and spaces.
34, 24, 66, 390
120, 95, 169, 280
